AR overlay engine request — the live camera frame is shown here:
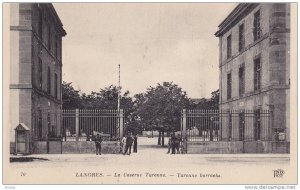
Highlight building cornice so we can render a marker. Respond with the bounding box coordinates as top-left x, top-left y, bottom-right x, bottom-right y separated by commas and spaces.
219, 84, 290, 105
215, 3, 259, 37
10, 84, 32, 89
39, 3, 67, 36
